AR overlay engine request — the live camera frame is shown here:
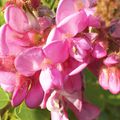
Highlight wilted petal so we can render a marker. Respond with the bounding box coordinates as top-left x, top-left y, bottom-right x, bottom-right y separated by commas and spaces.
109, 20, 120, 38
43, 40, 69, 64
5, 5, 29, 33
15, 47, 44, 76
